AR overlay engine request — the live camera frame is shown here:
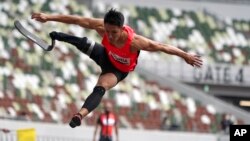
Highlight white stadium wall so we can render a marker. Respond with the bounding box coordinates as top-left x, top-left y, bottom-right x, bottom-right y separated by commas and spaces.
0, 119, 221, 141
